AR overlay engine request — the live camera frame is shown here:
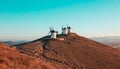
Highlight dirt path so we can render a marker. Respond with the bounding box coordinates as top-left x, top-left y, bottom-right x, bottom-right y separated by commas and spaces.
41, 41, 77, 69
